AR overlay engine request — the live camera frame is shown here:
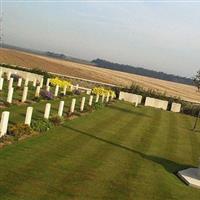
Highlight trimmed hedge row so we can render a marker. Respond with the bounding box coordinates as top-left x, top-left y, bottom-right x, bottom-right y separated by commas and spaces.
113, 83, 200, 117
